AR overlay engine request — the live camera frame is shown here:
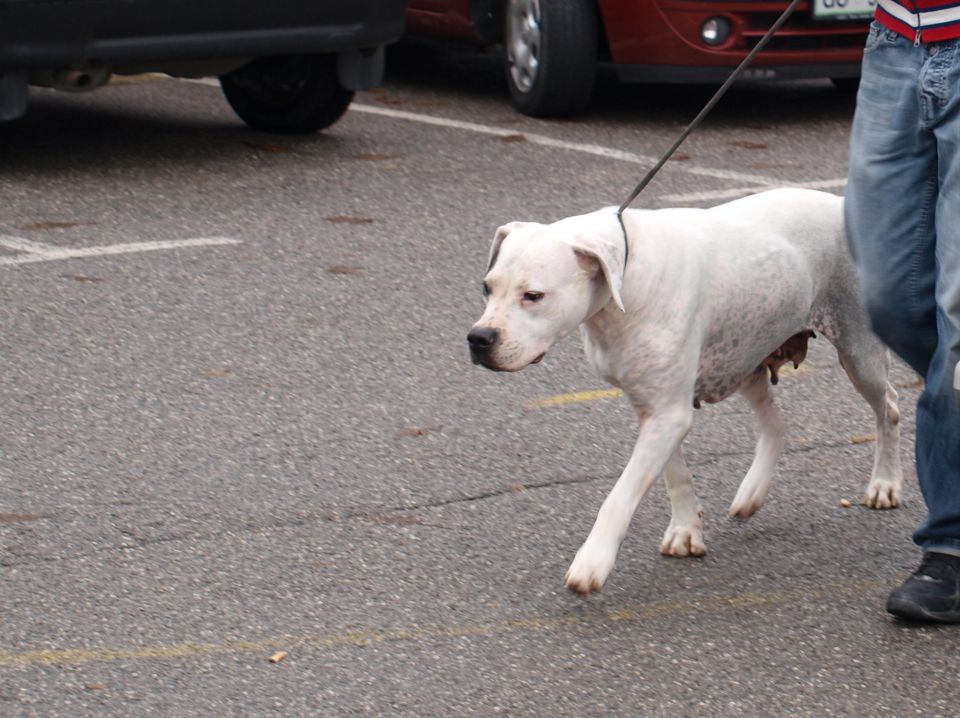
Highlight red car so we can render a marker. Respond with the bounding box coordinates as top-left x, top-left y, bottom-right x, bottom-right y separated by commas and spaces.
405, 0, 873, 116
